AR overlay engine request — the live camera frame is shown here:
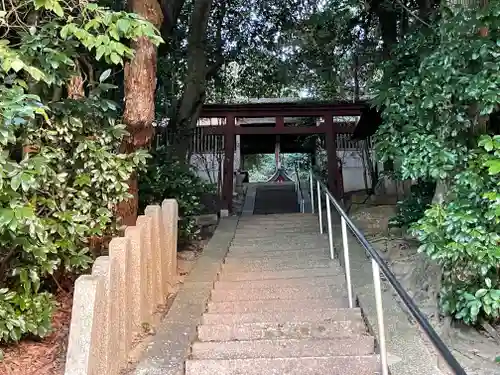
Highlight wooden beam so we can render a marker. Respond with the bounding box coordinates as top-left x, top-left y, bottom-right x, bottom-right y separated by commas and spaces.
200, 101, 367, 118
203, 124, 355, 135
276, 116, 285, 130
324, 114, 338, 197
205, 125, 328, 135
223, 115, 235, 212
